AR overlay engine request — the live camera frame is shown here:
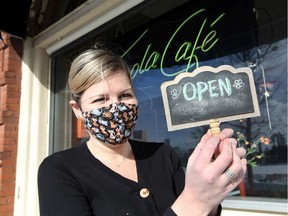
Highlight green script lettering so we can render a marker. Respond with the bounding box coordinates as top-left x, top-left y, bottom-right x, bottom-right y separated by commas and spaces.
161, 9, 205, 76
130, 43, 160, 79
122, 9, 225, 80
200, 13, 225, 52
